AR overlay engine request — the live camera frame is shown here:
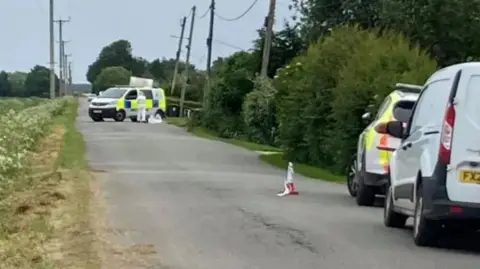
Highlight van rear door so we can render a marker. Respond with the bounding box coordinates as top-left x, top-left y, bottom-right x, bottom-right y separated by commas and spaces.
447, 66, 480, 203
